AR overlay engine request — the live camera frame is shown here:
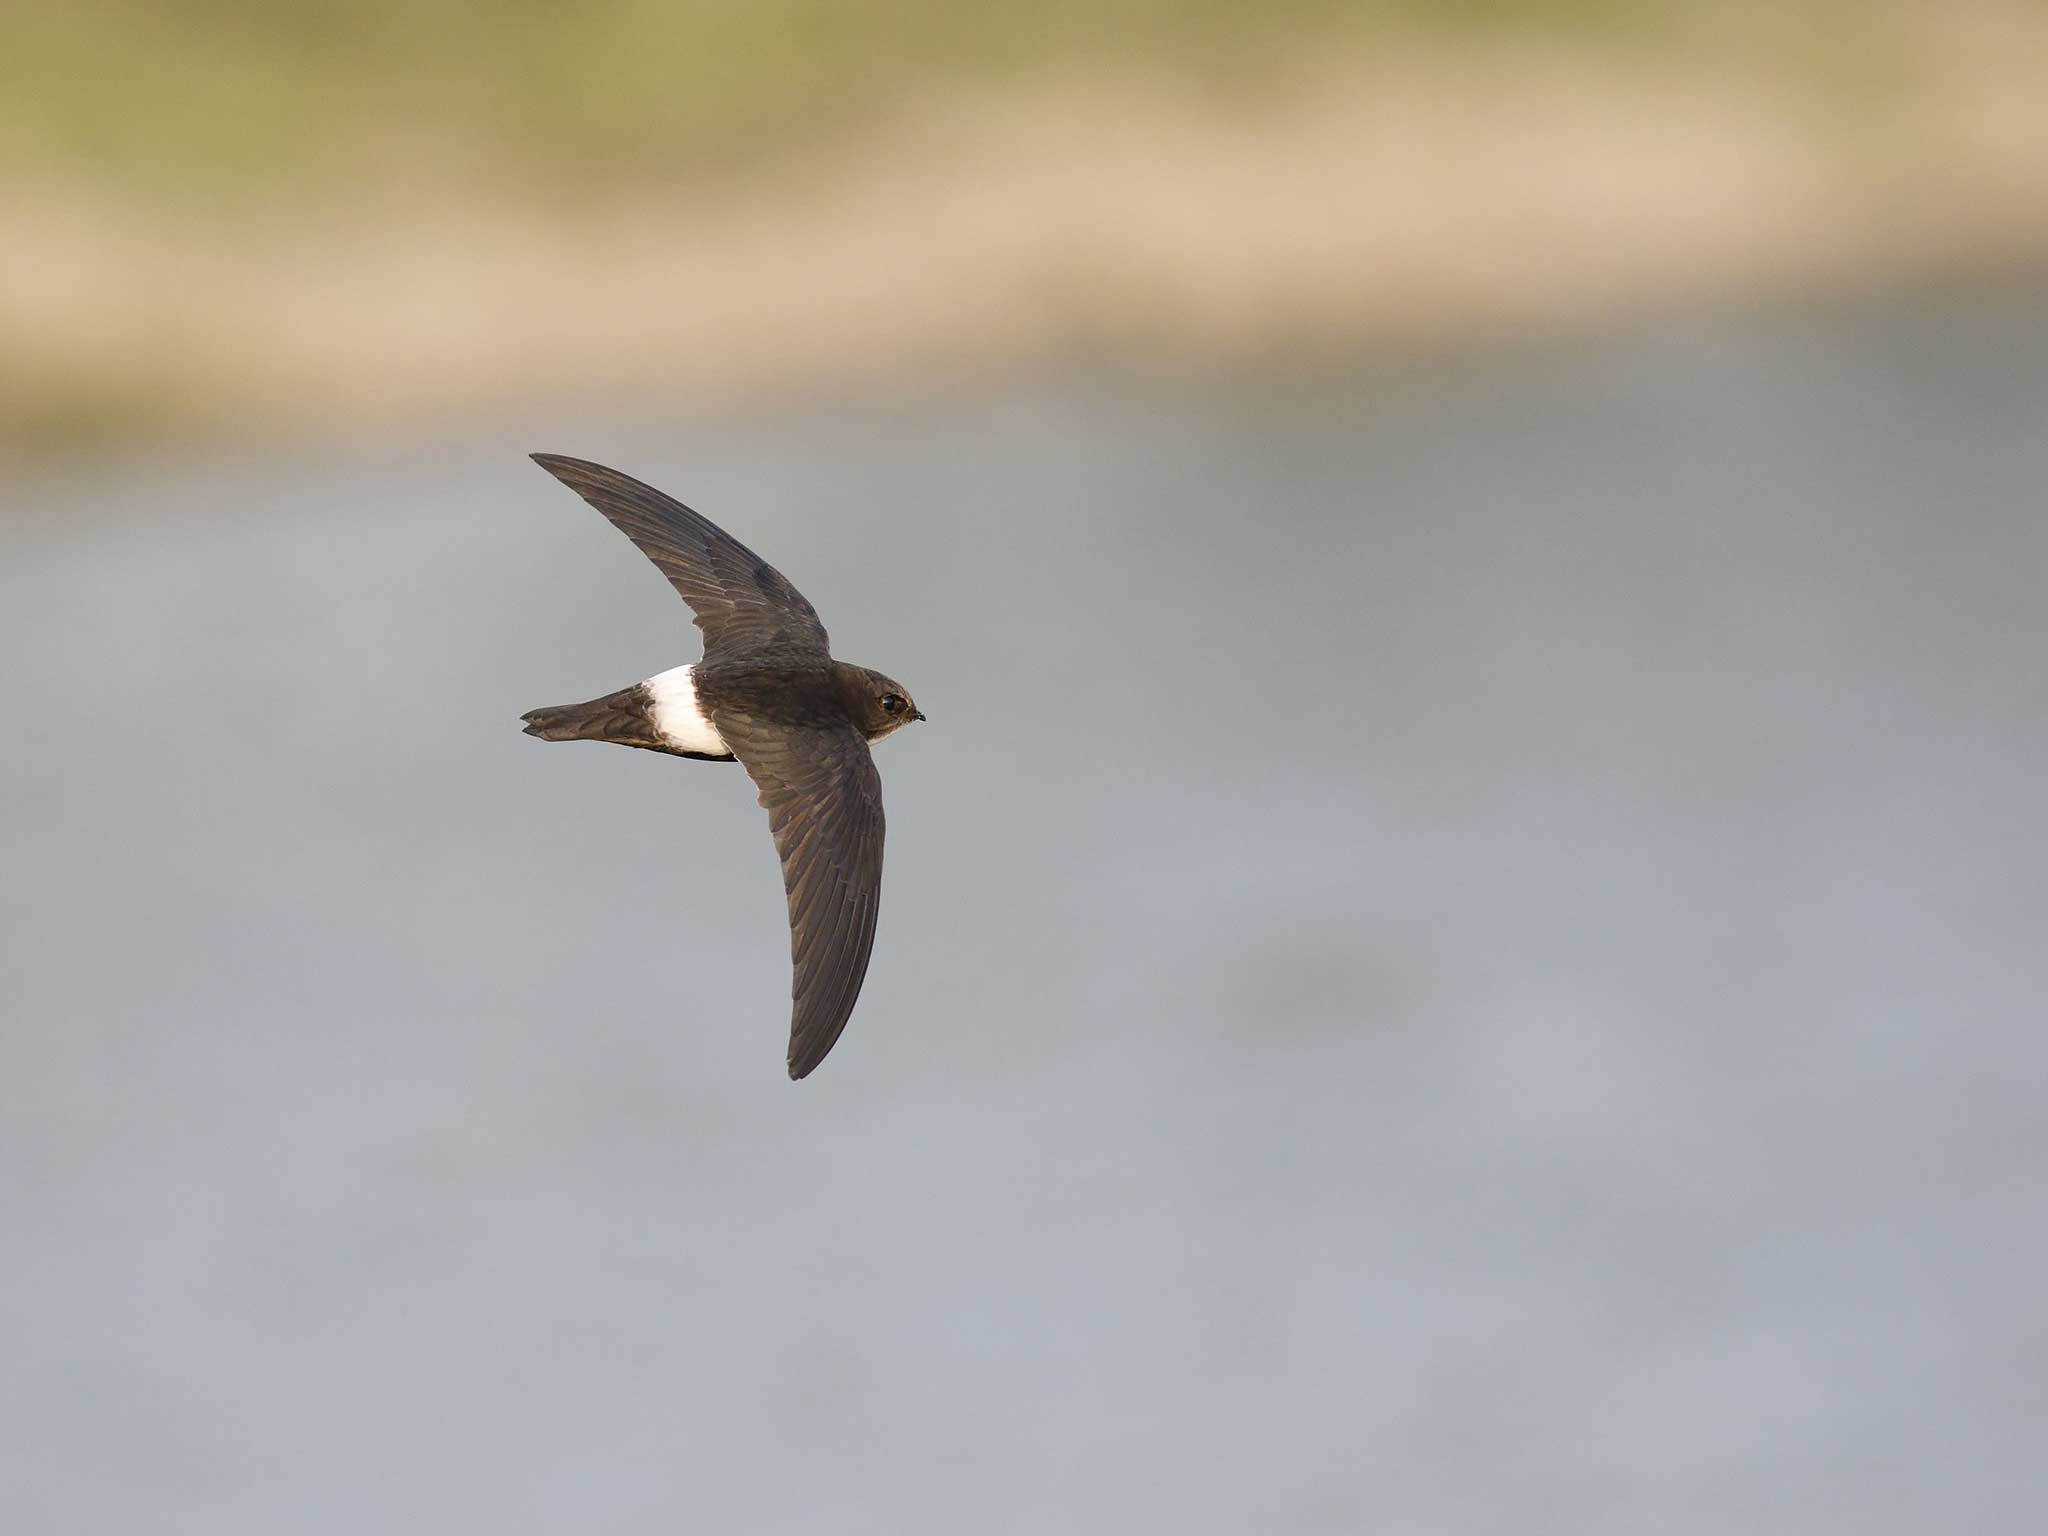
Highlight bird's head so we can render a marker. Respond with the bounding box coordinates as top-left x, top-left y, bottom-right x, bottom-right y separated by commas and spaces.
845, 666, 925, 742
